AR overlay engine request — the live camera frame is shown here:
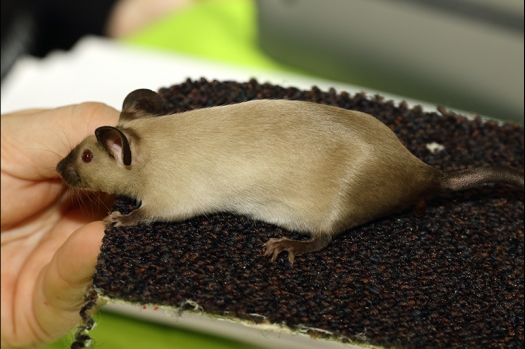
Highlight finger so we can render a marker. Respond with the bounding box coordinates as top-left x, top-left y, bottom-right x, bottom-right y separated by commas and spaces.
32, 221, 105, 343
1, 176, 64, 230
2, 103, 119, 181
54, 103, 121, 159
